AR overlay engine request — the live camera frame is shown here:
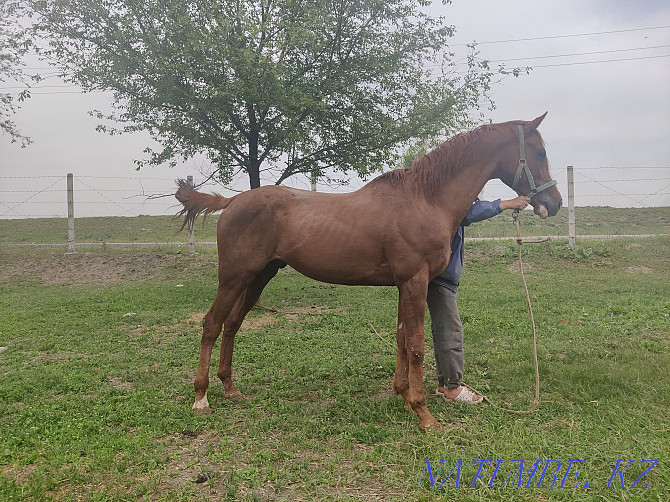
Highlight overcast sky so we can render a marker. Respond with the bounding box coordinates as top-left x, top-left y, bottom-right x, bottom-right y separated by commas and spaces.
1, 0, 669, 218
